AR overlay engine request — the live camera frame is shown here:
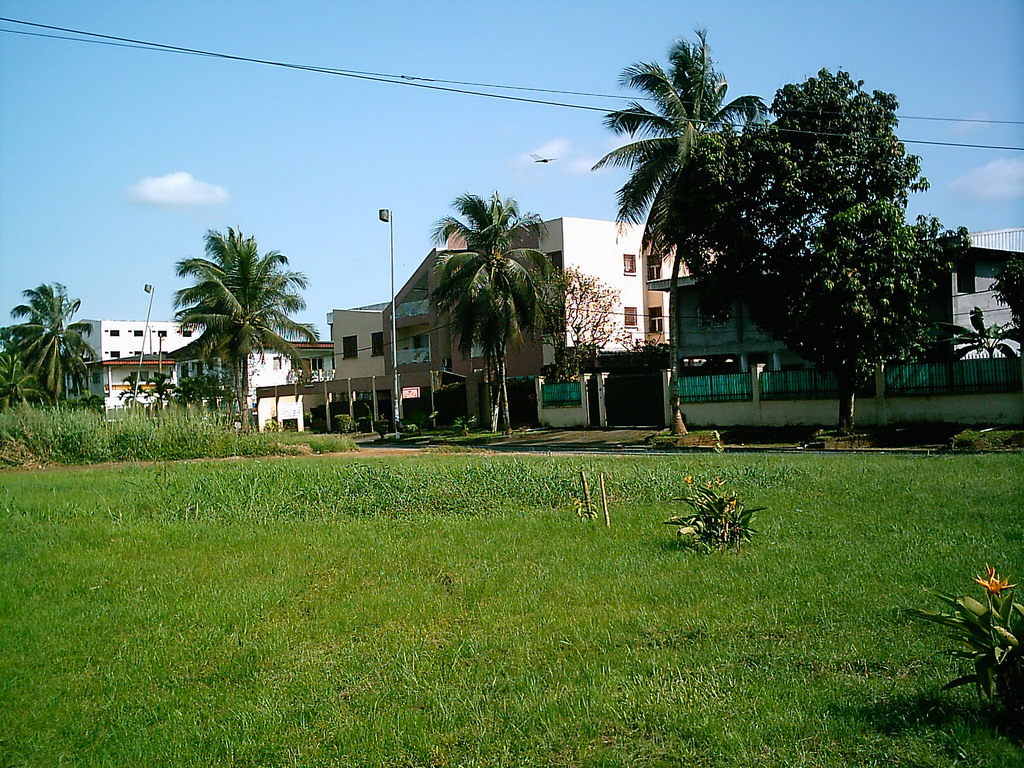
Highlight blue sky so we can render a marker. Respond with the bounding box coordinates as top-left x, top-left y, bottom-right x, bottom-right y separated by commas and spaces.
2, 0, 1022, 336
